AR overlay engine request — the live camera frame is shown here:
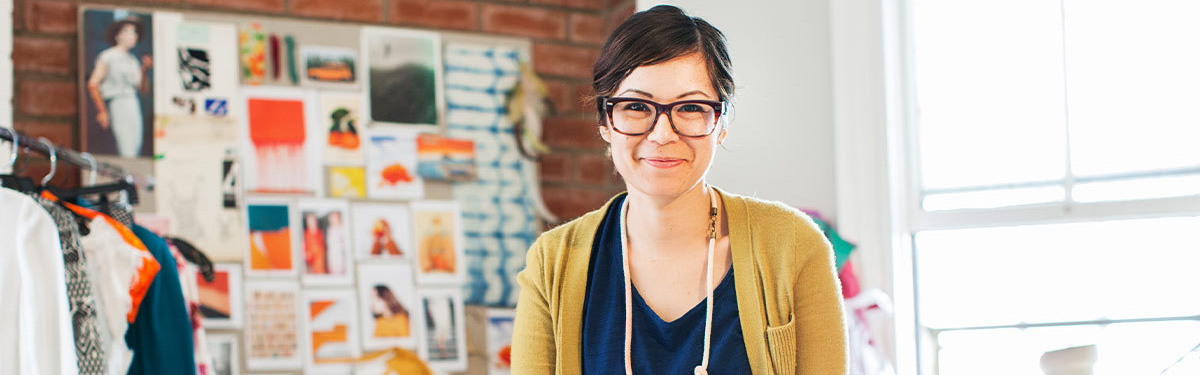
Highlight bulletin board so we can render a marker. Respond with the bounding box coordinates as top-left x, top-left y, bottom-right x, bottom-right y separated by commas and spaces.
79, 5, 540, 373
